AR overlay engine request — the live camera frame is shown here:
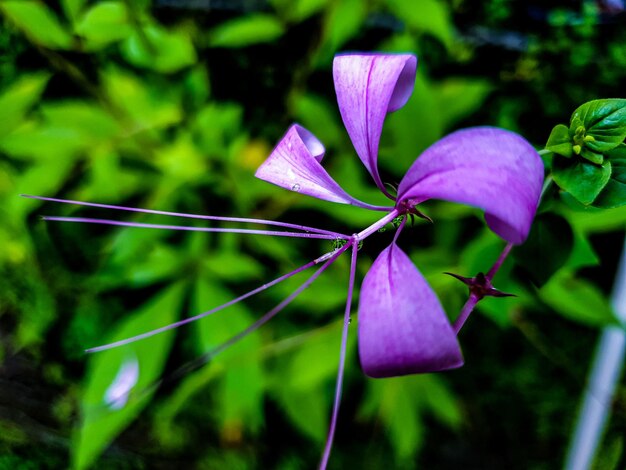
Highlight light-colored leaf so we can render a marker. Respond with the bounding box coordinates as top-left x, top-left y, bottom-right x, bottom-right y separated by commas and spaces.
73, 283, 185, 470
314, 0, 365, 65
61, 0, 87, 24
193, 277, 265, 434
209, 14, 284, 48
540, 271, 618, 326
121, 24, 197, 73
75, 1, 132, 50
434, 79, 493, 130
386, 0, 454, 49
0, 73, 50, 138
1, 1, 73, 49
100, 67, 182, 130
